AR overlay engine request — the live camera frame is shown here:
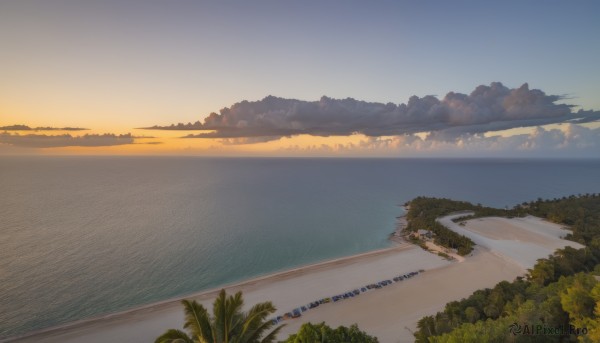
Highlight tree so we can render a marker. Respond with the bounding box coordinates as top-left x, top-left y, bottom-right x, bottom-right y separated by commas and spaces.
528, 259, 555, 286
560, 274, 597, 321
412, 194, 600, 342
414, 315, 437, 342
428, 316, 517, 343
155, 289, 284, 343
464, 307, 480, 323
282, 322, 378, 343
